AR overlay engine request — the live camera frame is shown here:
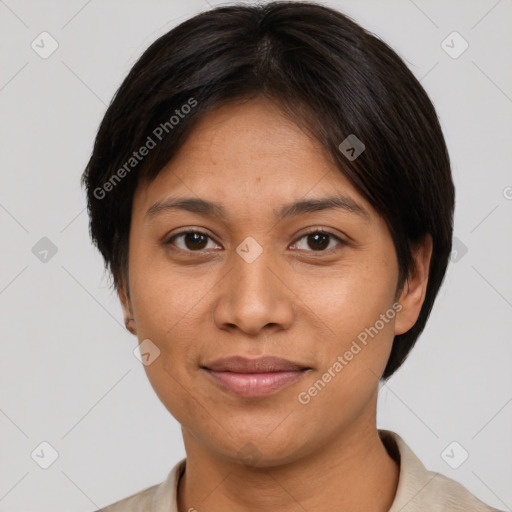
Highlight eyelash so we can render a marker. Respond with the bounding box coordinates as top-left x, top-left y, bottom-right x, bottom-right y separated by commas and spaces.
164, 227, 346, 255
